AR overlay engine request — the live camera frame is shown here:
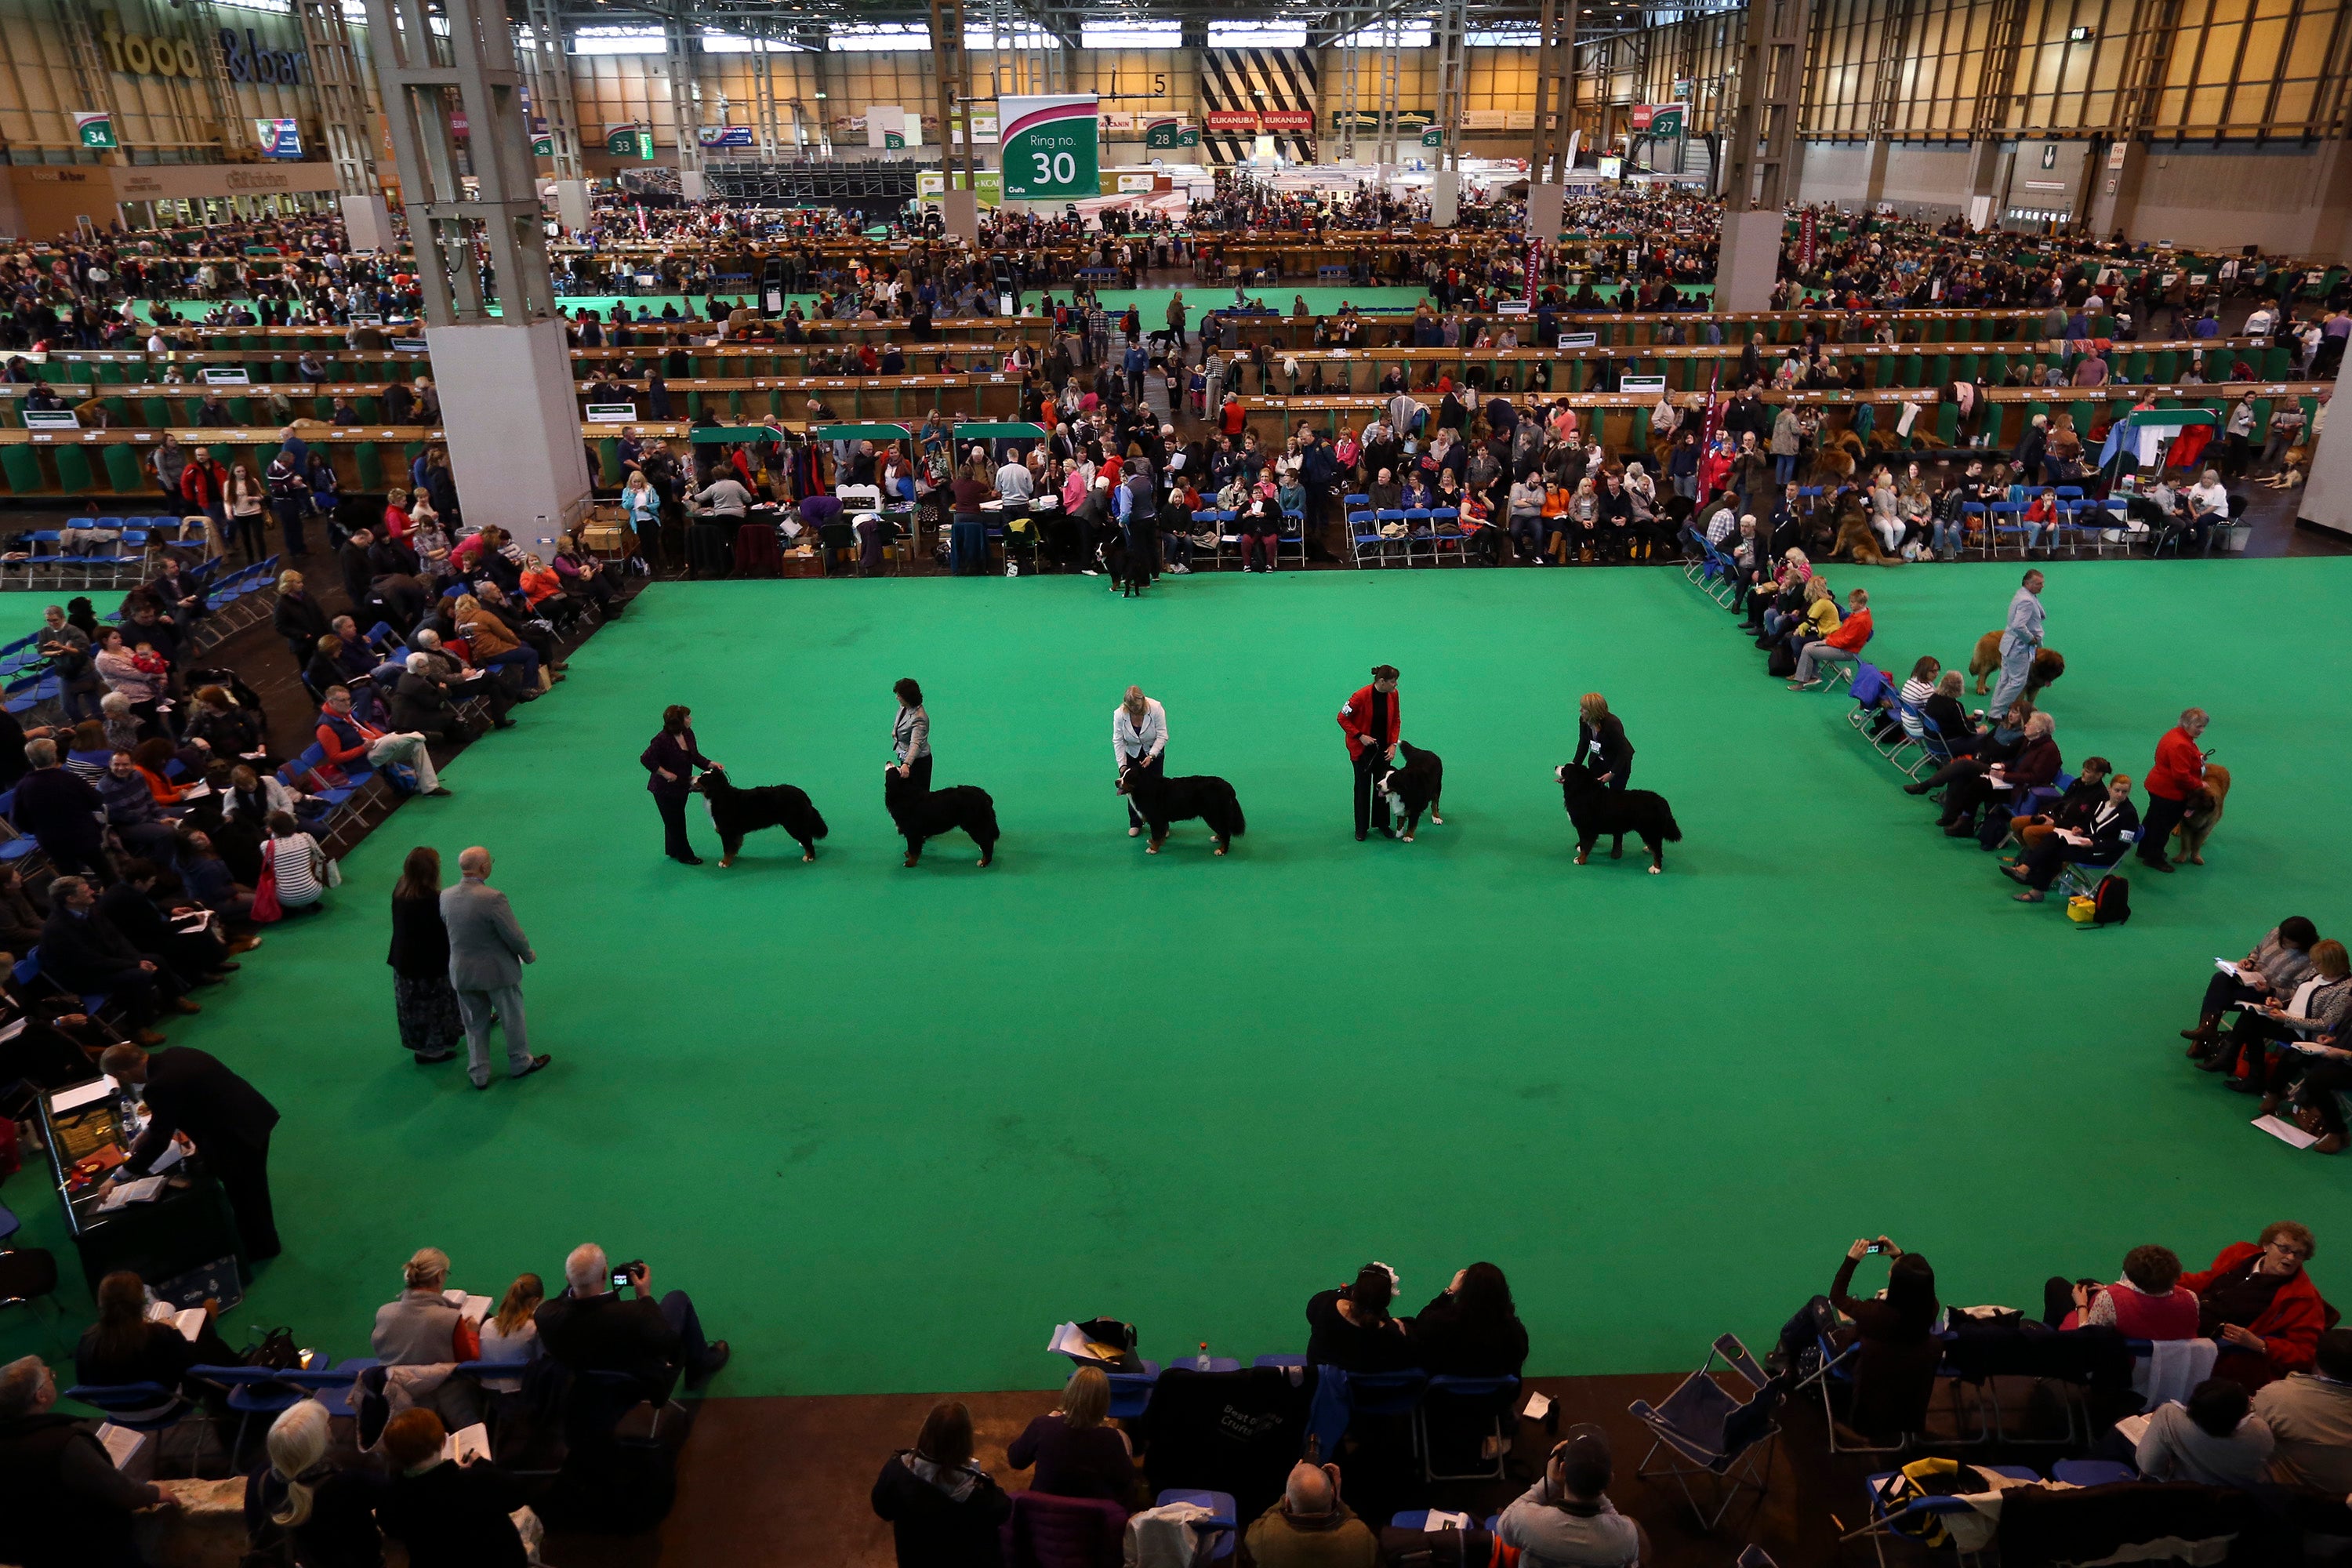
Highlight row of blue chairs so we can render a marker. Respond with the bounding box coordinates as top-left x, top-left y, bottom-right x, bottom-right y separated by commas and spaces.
1184, 507, 1308, 570
67, 1358, 378, 1477
1344, 495, 1473, 568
